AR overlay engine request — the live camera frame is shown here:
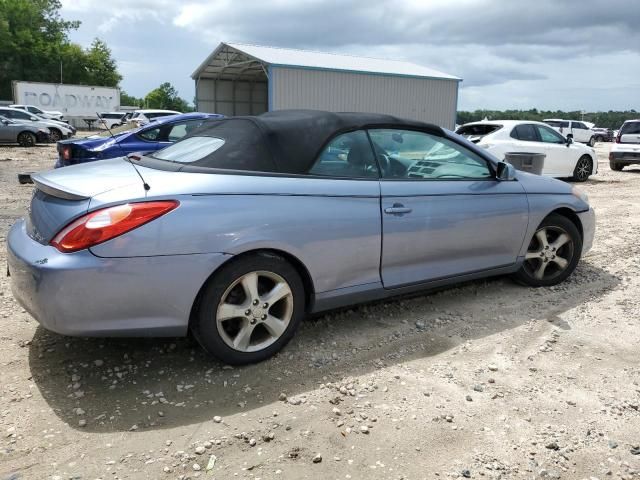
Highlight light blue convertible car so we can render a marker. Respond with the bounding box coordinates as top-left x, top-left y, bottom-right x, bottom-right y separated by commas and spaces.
7, 110, 595, 364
